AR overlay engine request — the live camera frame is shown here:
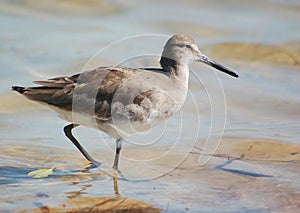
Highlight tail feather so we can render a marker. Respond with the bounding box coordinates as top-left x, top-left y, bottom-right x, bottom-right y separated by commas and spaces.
11, 86, 26, 94
11, 85, 73, 111
11, 74, 78, 111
